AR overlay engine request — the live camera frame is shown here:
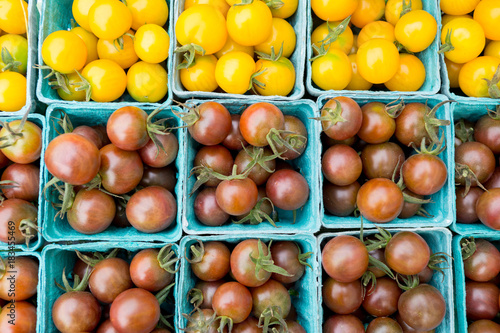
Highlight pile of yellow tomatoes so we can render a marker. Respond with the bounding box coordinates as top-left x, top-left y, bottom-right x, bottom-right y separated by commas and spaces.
441, 0, 500, 98
0, 0, 29, 112
310, 0, 437, 92
175, 0, 298, 96
40, 0, 170, 103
